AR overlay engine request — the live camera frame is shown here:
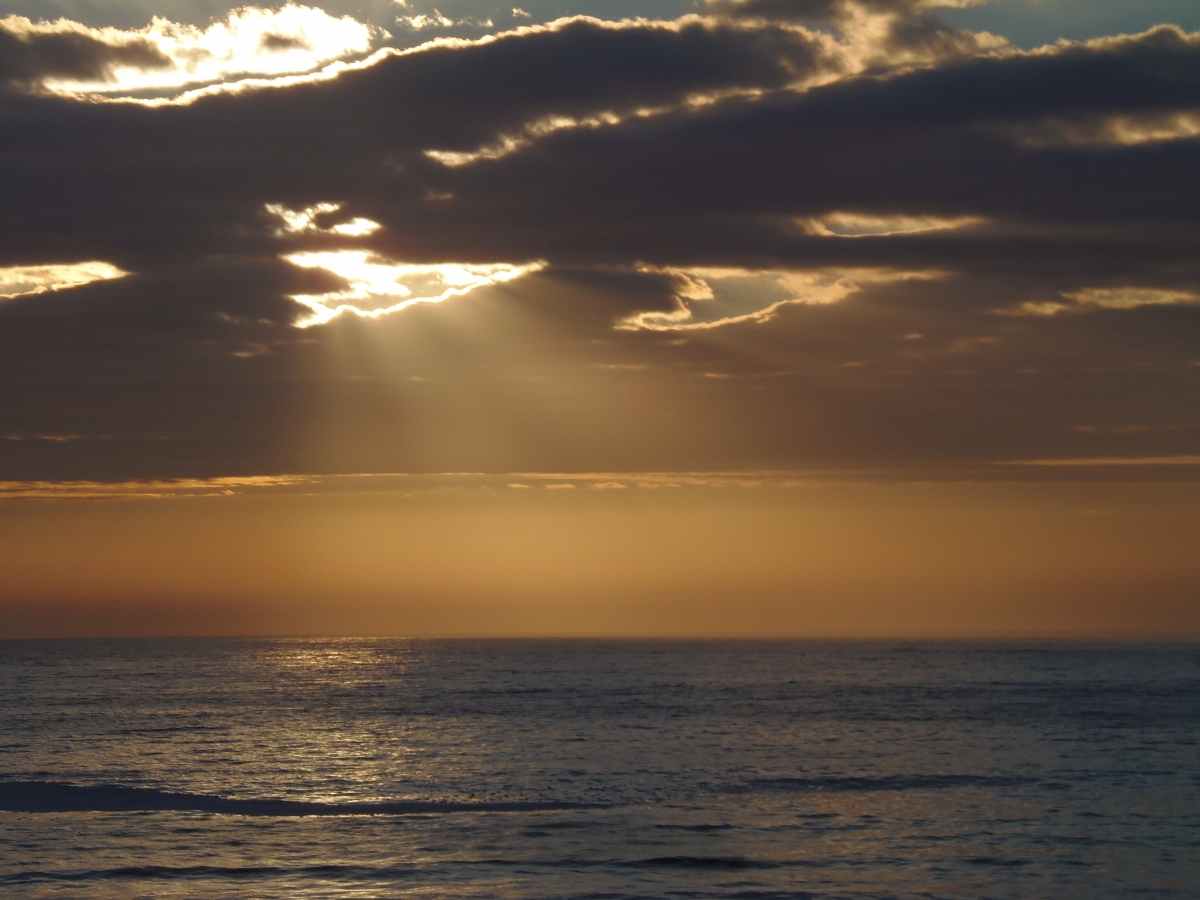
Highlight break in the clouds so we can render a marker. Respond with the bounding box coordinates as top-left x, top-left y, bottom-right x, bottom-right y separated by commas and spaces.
283, 251, 545, 326
0, 0, 1197, 481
